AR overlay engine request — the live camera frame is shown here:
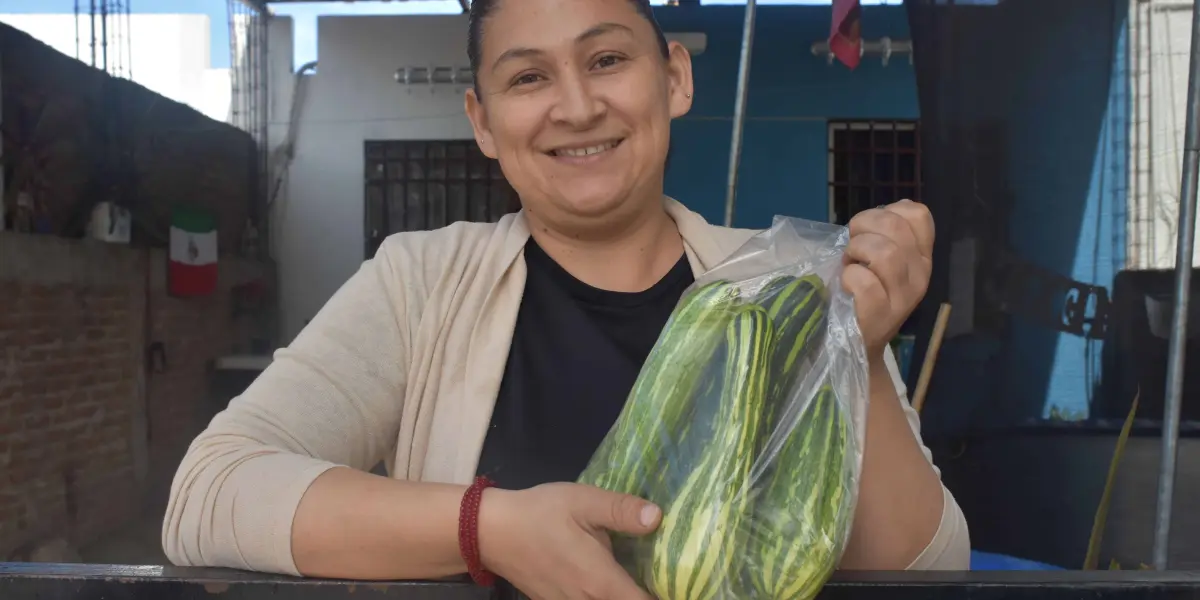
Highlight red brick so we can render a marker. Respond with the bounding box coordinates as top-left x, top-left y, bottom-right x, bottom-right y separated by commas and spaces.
1, 253, 251, 558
